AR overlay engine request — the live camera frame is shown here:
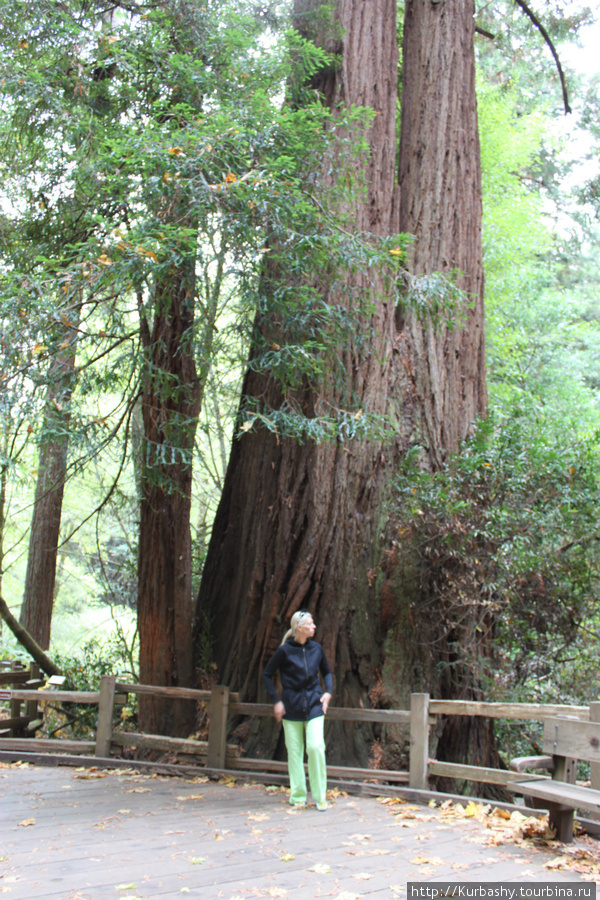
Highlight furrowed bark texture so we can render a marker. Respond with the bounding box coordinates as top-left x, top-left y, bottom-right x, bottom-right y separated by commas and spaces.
138, 258, 200, 737
383, 0, 499, 789
198, 0, 489, 769
20, 311, 80, 650
397, 0, 486, 462
197, 0, 402, 764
